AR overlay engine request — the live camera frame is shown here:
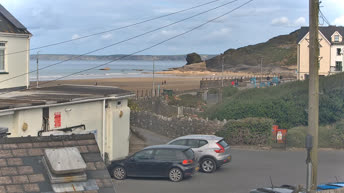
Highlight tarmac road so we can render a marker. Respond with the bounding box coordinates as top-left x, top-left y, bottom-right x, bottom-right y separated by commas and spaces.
113, 148, 344, 193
